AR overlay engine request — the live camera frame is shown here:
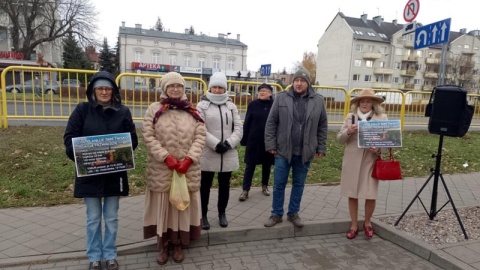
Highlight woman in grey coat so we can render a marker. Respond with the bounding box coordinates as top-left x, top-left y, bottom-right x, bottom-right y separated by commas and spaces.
196, 72, 243, 230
